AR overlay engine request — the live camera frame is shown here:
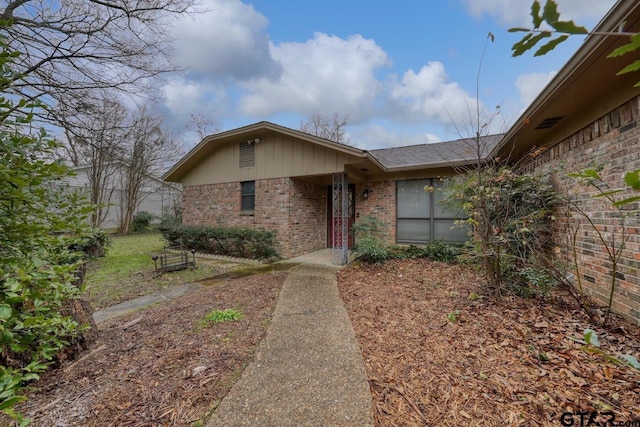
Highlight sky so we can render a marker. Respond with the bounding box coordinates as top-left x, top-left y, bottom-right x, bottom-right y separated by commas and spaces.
159, 0, 617, 150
